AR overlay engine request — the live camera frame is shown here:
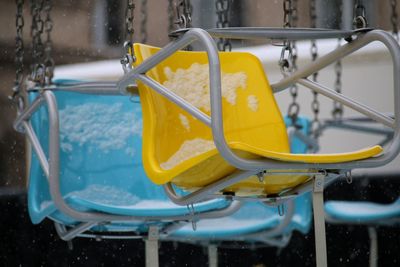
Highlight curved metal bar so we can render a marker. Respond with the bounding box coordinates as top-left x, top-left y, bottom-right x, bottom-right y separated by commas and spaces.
23, 121, 50, 179
14, 94, 44, 133
210, 29, 400, 171
269, 30, 400, 169
206, 27, 371, 40
163, 170, 258, 206
54, 221, 97, 241
163, 200, 296, 243
243, 200, 295, 241
299, 78, 395, 129
27, 81, 132, 95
